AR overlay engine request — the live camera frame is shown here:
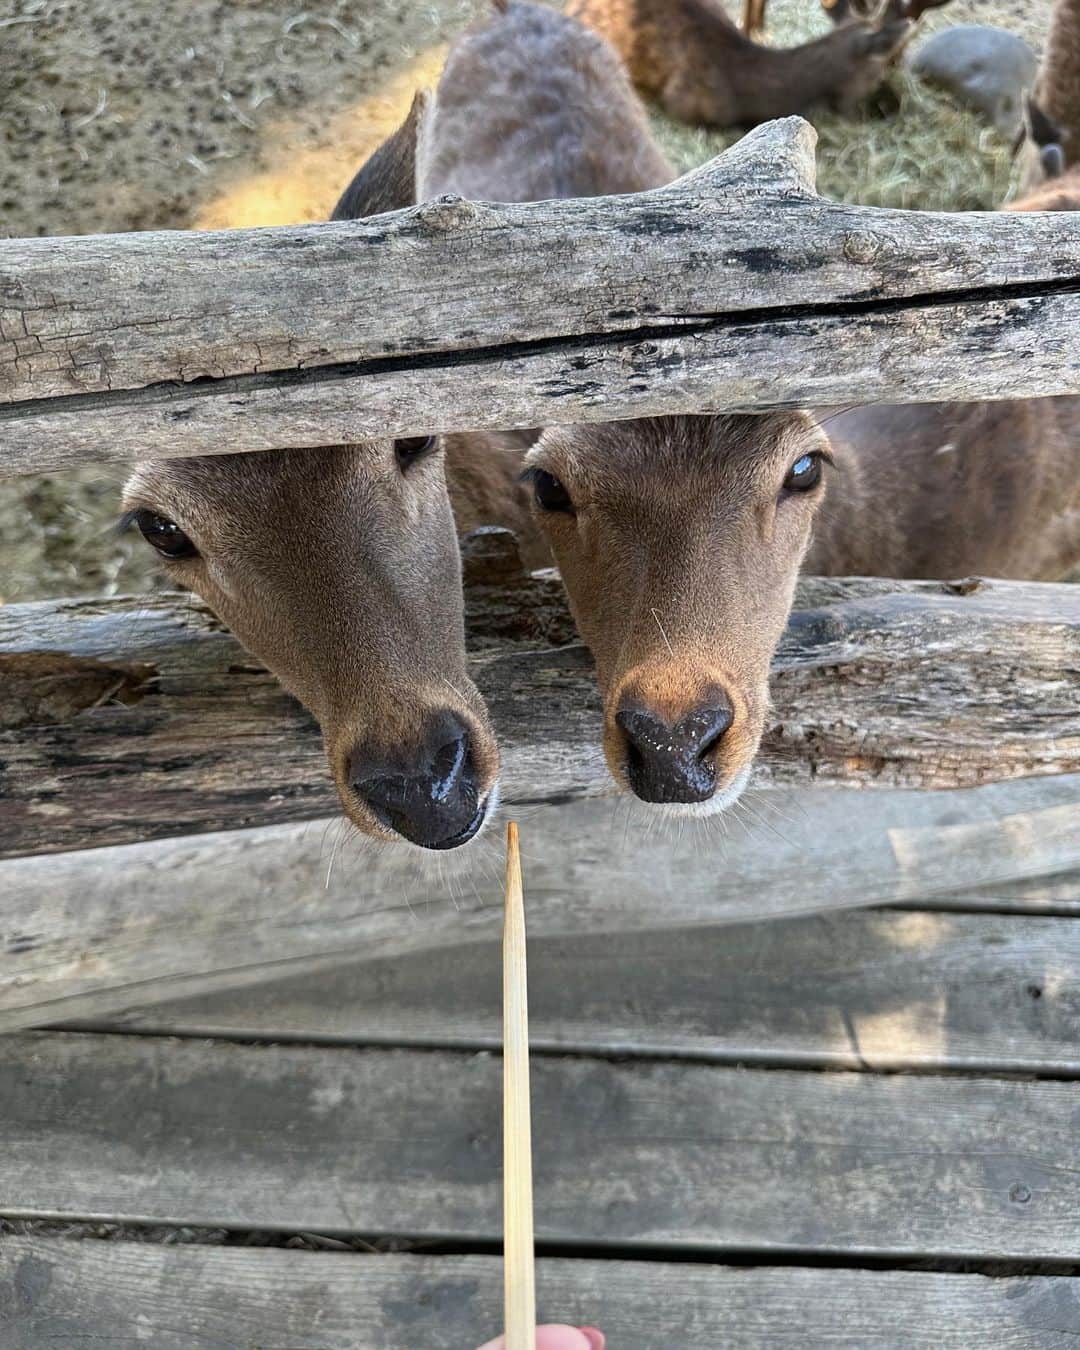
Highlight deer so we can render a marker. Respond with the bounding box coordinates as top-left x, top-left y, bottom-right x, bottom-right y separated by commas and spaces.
118, 0, 665, 851
567, 0, 913, 128
121, 92, 529, 853
427, 6, 1079, 816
